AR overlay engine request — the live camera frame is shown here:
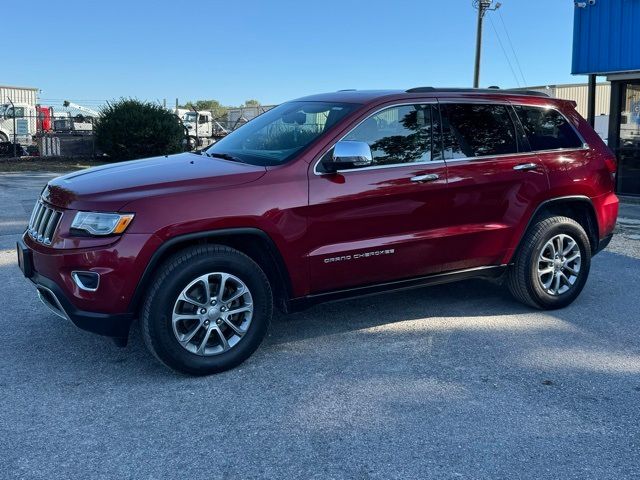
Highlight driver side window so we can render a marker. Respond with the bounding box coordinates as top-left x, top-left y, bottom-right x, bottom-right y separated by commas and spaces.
340, 104, 442, 167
